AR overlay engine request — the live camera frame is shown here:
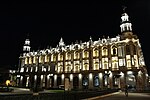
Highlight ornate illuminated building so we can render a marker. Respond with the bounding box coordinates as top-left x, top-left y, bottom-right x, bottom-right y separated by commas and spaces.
11, 9, 149, 91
